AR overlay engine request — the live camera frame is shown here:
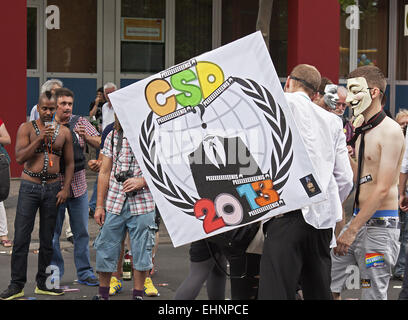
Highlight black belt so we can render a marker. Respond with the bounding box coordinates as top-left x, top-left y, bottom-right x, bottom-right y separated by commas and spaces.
366, 218, 400, 229
263, 210, 302, 234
